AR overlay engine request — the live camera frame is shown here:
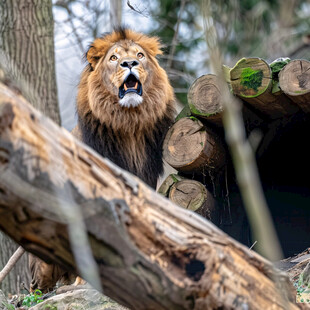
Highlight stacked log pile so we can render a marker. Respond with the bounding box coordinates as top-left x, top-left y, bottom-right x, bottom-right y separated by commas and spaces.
160, 58, 310, 256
